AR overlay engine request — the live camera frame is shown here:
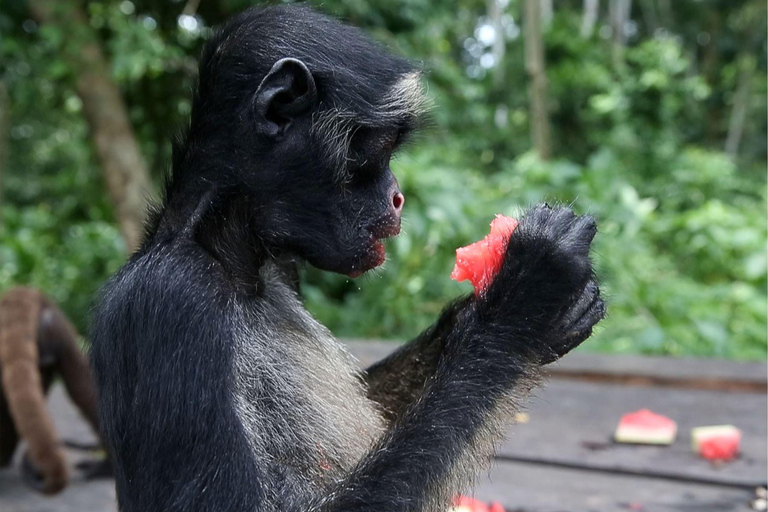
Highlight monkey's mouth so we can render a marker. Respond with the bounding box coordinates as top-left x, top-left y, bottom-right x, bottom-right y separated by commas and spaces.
347, 221, 401, 278
347, 237, 387, 278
